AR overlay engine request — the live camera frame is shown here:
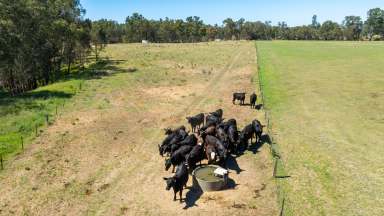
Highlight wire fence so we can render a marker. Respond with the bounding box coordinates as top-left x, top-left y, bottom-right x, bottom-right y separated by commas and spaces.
0, 81, 85, 171
255, 43, 289, 216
